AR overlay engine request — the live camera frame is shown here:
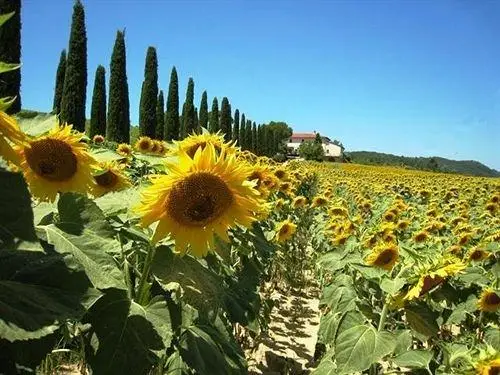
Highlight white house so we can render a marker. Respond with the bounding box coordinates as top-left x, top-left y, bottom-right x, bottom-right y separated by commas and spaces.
287, 132, 343, 157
